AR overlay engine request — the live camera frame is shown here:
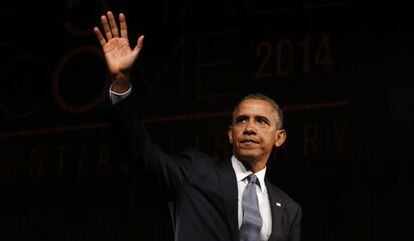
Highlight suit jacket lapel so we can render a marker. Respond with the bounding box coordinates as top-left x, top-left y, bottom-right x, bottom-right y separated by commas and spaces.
217, 160, 239, 241
266, 180, 284, 241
